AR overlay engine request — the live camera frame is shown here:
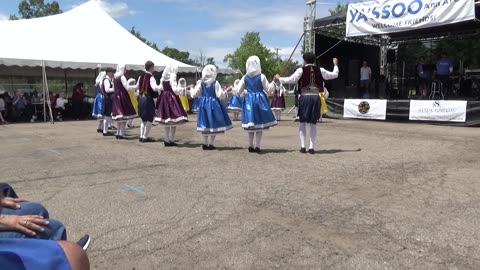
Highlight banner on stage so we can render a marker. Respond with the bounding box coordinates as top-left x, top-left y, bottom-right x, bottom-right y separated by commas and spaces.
409, 100, 467, 122
346, 0, 476, 37
343, 99, 387, 120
